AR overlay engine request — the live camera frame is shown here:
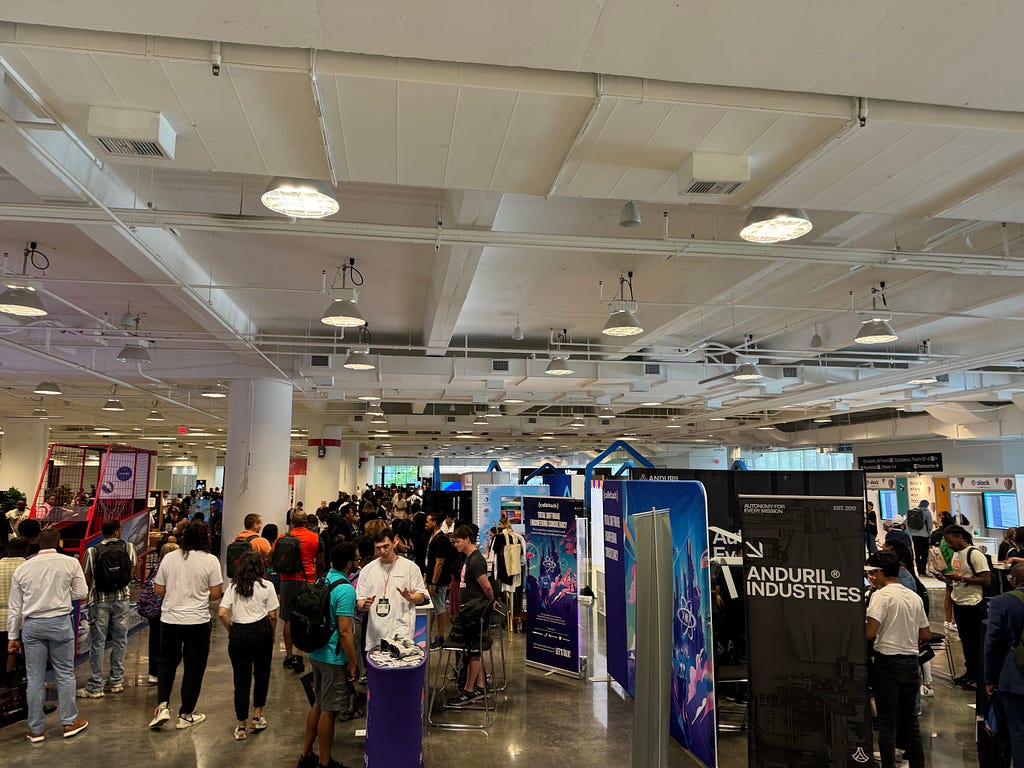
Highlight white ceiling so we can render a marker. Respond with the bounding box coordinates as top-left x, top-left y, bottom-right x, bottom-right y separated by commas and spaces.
0, 10, 1022, 463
